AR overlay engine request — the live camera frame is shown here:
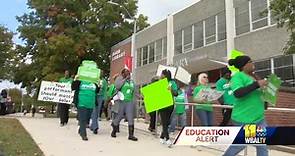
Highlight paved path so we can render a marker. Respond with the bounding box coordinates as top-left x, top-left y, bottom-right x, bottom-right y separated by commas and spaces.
18, 118, 294, 156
